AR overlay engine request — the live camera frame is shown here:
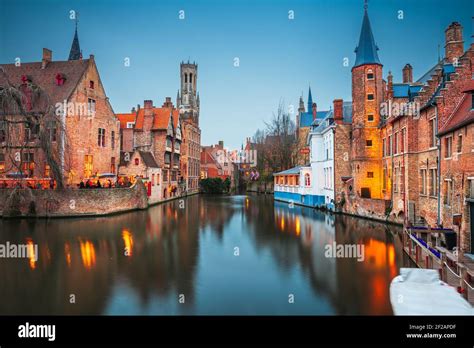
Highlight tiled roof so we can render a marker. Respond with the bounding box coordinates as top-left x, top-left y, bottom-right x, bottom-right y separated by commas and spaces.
116, 112, 136, 129
300, 110, 328, 128
139, 151, 160, 168
134, 107, 179, 131
0, 59, 90, 106
438, 84, 474, 136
